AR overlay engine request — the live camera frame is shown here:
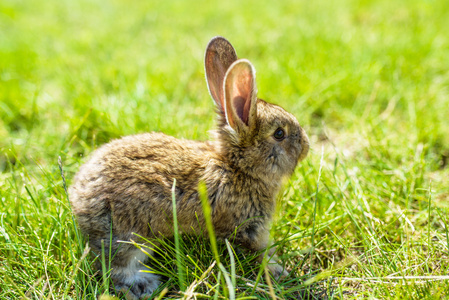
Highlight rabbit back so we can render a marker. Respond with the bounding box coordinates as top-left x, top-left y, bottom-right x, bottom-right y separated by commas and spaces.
69, 132, 217, 242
